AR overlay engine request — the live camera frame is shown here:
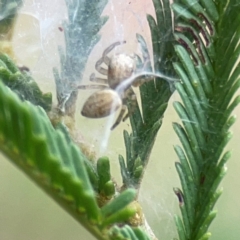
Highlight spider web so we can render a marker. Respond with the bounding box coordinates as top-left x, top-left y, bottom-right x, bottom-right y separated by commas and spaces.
6, 1, 179, 240
86, 1, 179, 239
2, 1, 240, 240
